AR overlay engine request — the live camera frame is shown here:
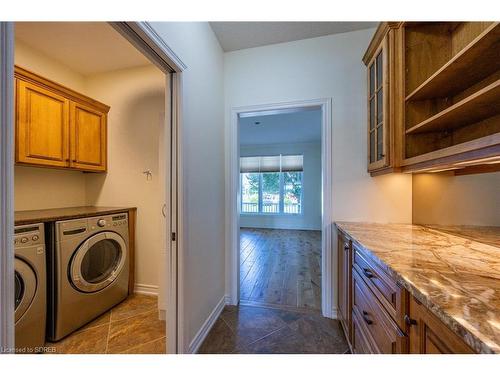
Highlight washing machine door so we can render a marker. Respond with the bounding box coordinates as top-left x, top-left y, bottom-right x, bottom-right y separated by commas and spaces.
69, 231, 127, 293
14, 258, 37, 323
